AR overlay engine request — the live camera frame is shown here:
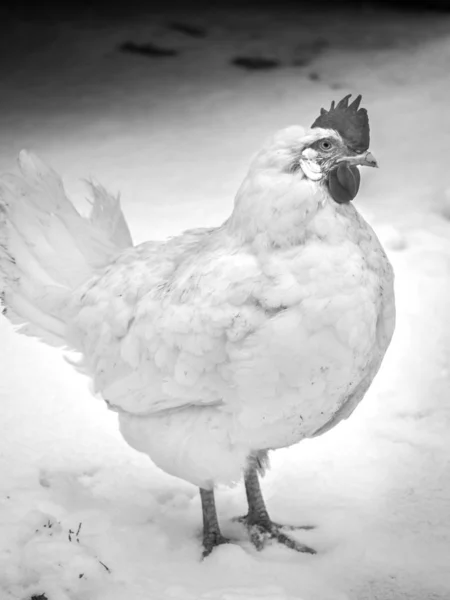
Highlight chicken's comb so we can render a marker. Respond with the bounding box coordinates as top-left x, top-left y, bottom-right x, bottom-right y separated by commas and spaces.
311, 94, 370, 153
